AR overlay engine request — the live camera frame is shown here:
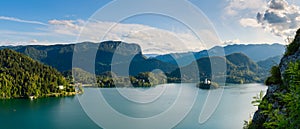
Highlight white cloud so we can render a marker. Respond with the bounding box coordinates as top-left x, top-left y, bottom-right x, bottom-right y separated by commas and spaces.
257, 0, 300, 37
239, 18, 261, 27
223, 39, 241, 45
0, 16, 48, 26
29, 39, 38, 43
75, 21, 205, 54
225, 0, 266, 16
47, 19, 84, 36
1, 18, 207, 54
